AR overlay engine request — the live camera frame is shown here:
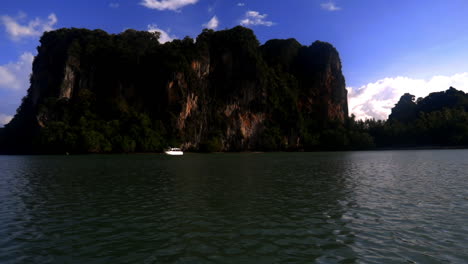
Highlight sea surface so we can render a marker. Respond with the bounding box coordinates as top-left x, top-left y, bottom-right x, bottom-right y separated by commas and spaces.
1, 151, 467, 263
